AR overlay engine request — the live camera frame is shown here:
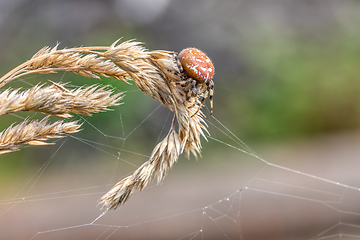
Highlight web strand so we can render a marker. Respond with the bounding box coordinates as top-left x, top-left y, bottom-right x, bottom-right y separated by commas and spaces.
1, 63, 360, 240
